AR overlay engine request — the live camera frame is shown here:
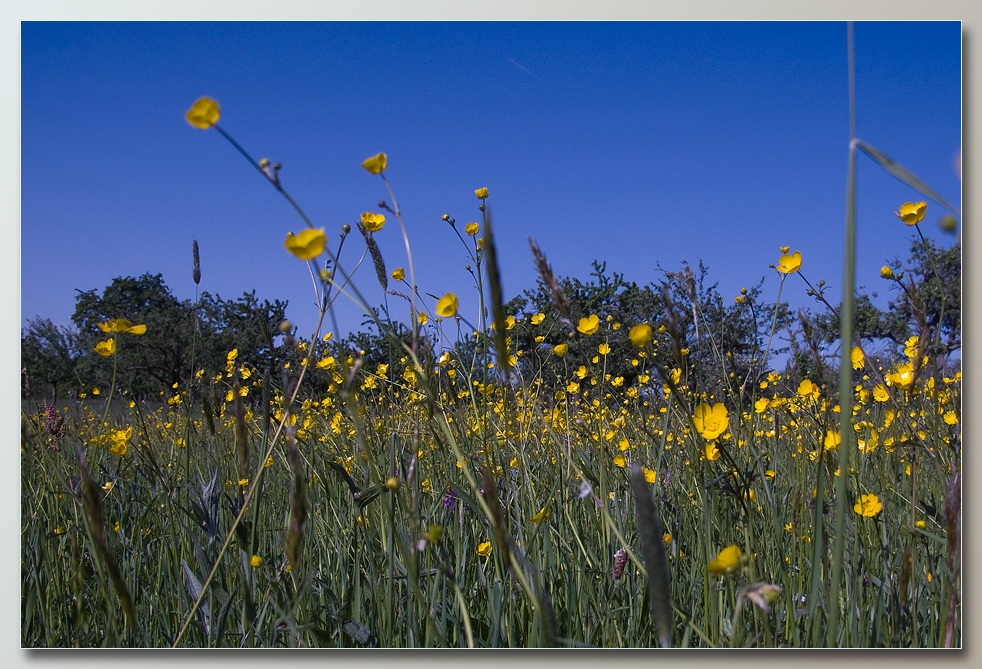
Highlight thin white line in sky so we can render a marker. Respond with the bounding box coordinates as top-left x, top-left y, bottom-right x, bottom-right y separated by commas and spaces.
507, 57, 540, 79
